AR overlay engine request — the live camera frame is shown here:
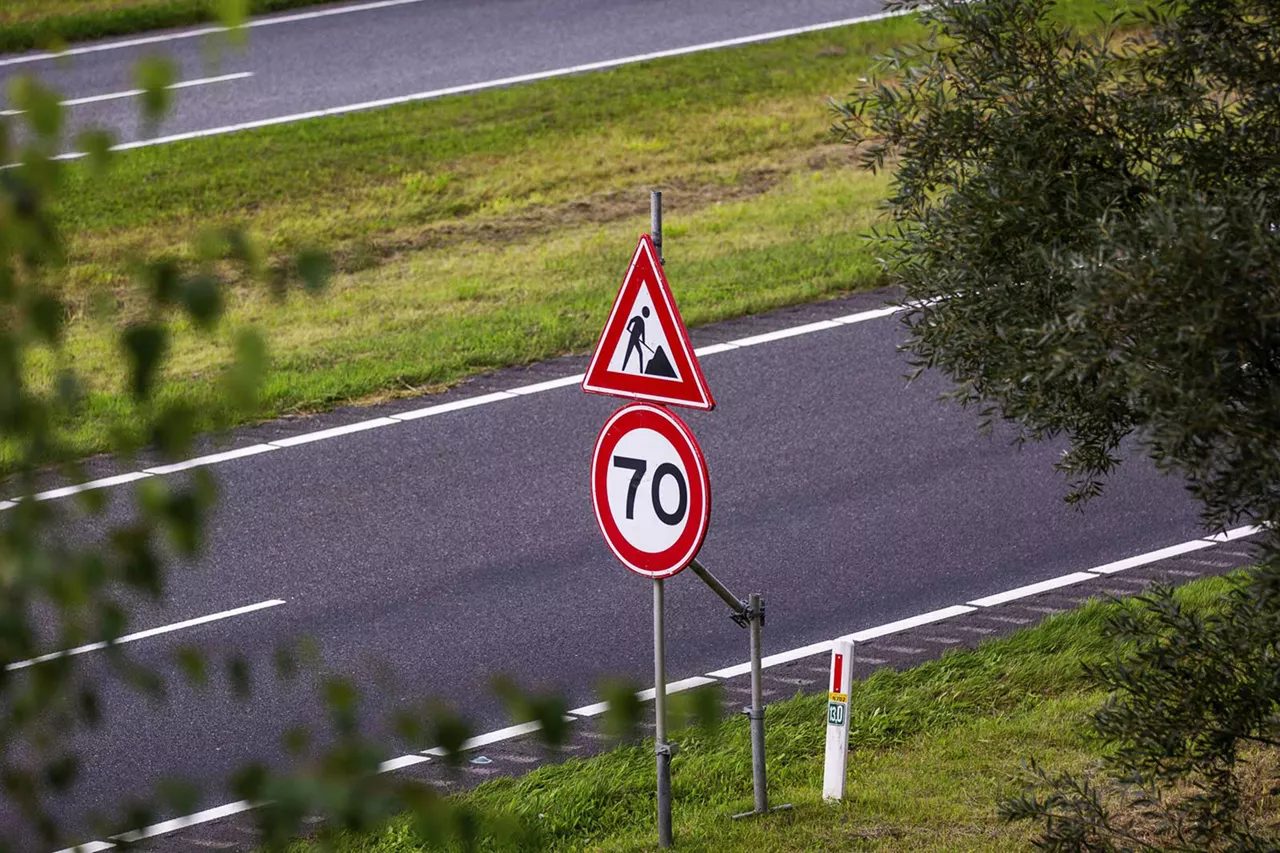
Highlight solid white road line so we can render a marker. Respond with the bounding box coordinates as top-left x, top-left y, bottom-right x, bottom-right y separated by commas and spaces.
1086, 539, 1216, 574
0, 0, 445, 68
391, 391, 517, 421
144, 443, 278, 475
730, 320, 843, 348
268, 417, 398, 448
30, 9, 912, 161
8, 599, 285, 672
55, 525, 1259, 852
6, 301, 909, 511
34, 471, 152, 502
967, 572, 1097, 607
845, 604, 979, 641
1206, 525, 1264, 543
0, 73, 254, 116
